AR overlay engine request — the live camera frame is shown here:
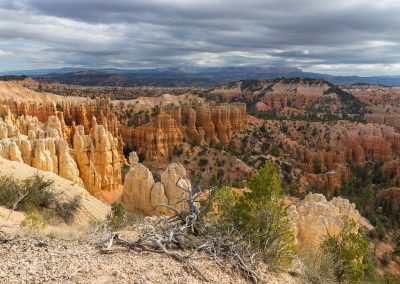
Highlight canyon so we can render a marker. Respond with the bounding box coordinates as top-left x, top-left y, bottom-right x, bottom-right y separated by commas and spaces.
1, 77, 399, 281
